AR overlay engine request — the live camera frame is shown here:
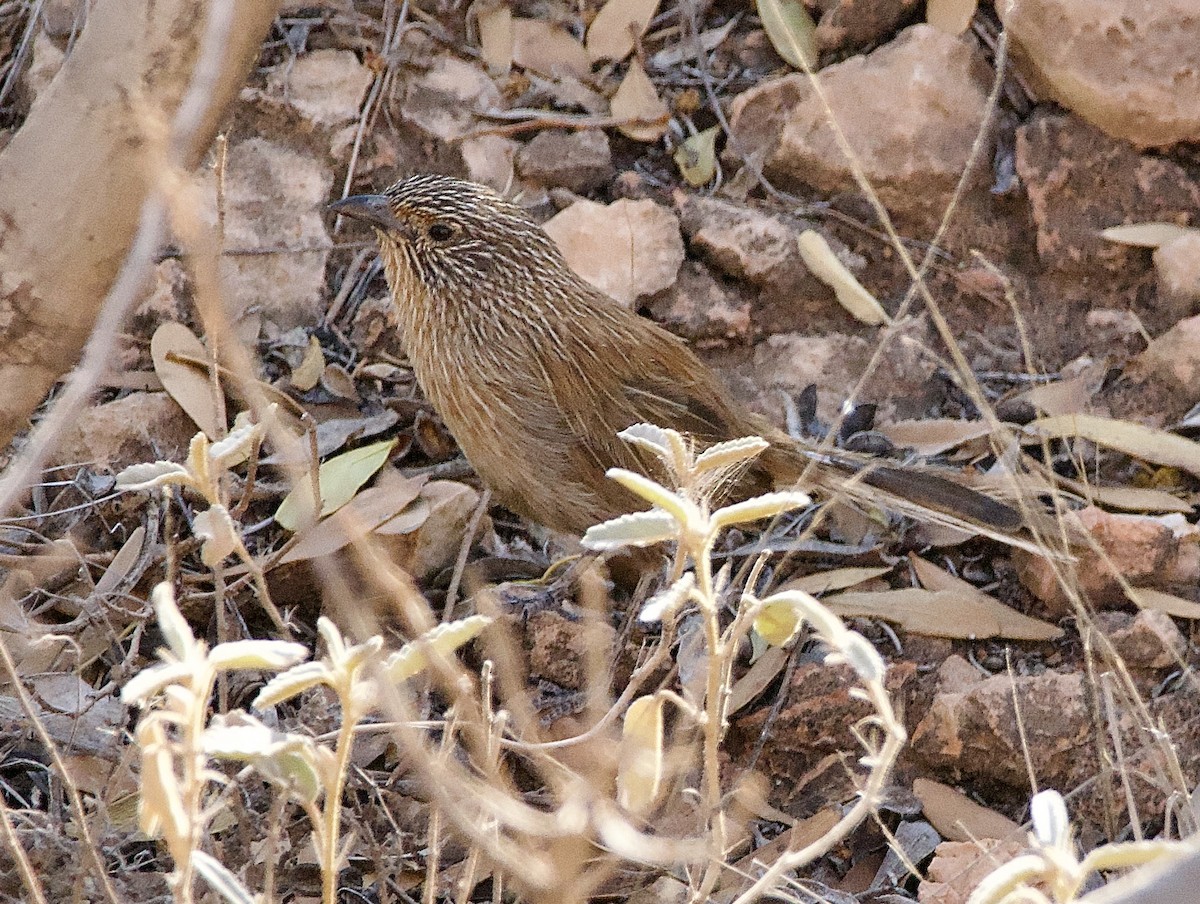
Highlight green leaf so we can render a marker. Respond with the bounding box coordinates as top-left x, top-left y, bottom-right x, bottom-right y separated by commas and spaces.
673, 127, 719, 187
275, 438, 397, 530
757, 0, 817, 70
